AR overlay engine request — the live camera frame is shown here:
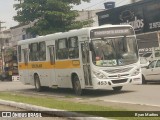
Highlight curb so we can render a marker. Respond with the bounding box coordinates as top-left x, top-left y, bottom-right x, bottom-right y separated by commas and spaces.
0, 99, 109, 120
